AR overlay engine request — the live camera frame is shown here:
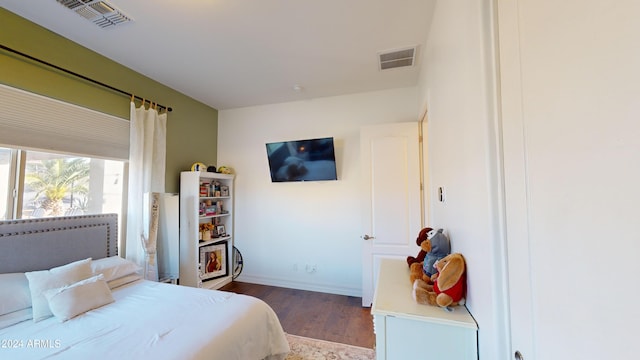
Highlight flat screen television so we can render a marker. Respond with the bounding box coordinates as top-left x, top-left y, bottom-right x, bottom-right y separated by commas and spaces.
266, 137, 337, 182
